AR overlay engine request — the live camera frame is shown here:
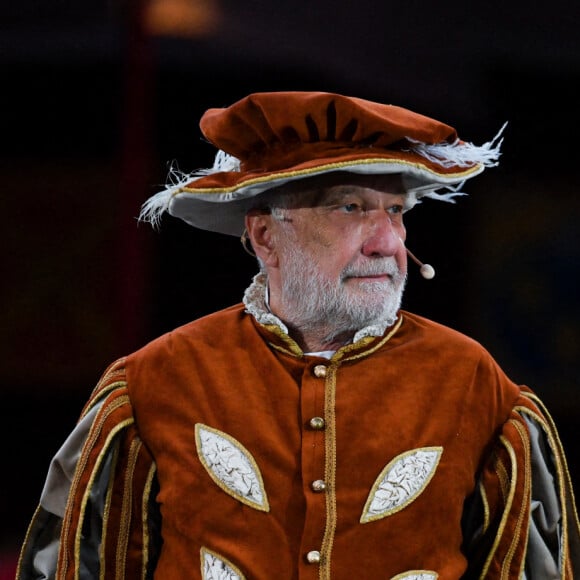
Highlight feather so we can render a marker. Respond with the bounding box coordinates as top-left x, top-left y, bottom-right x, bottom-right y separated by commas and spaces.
407, 122, 508, 169
138, 153, 242, 227
205, 150, 241, 173
138, 188, 174, 228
